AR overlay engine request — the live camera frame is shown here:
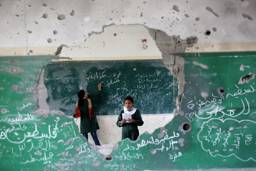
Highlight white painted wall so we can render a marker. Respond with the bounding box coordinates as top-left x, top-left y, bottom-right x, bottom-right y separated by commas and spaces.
74, 114, 174, 145
0, 0, 256, 55
60, 25, 162, 60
